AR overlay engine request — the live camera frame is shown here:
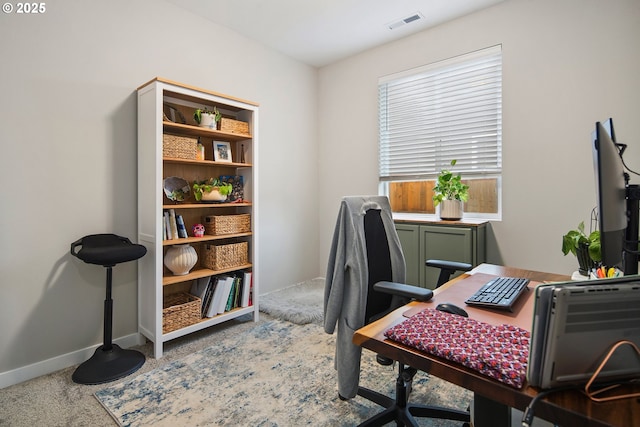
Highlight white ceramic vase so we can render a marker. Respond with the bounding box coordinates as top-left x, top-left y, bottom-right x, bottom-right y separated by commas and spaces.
201, 188, 227, 202
164, 244, 198, 275
198, 113, 216, 129
439, 200, 463, 220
